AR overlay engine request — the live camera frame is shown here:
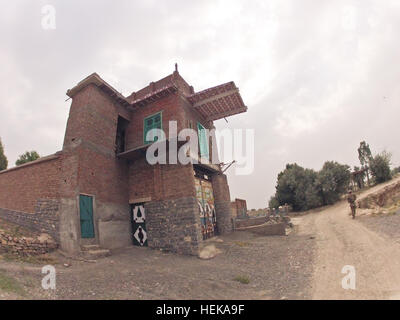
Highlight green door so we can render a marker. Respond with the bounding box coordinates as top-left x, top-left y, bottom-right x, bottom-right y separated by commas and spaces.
79, 195, 95, 238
